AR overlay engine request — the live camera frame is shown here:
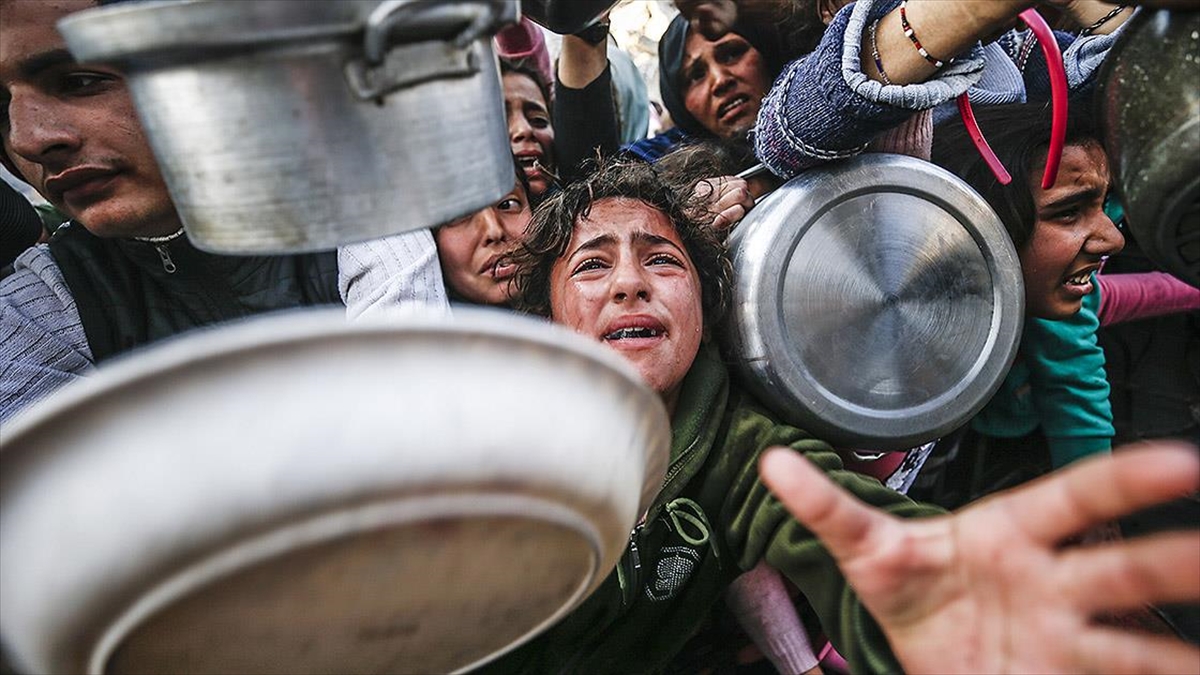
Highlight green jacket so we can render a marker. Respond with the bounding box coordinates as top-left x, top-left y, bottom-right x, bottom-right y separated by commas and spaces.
972, 280, 1113, 467
484, 344, 941, 674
